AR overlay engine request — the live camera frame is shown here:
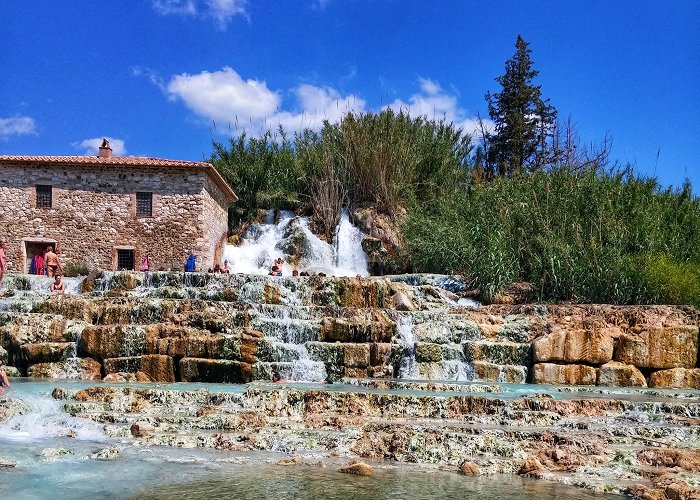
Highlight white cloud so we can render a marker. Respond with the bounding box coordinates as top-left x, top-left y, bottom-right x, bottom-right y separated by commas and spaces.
75, 137, 126, 156
160, 66, 489, 139
385, 78, 494, 138
151, 0, 247, 28
165, 67, 365, 135
167, 67, 280, 126
271, 85, 366, 132
0, 115, 37, 139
